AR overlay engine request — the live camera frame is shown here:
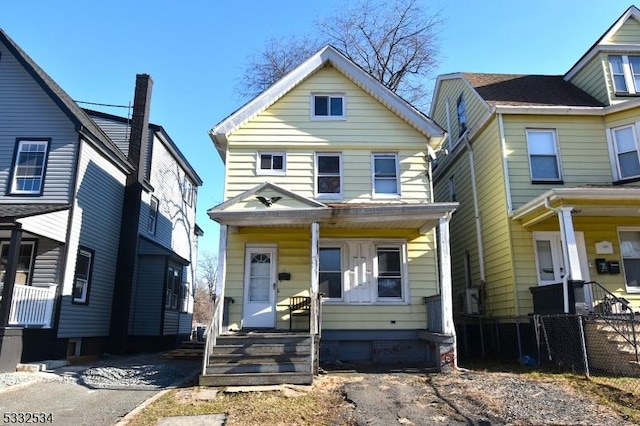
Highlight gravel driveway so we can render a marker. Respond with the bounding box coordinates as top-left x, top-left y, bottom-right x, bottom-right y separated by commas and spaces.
335, 369, 636, 425
0, 353, 200, 426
